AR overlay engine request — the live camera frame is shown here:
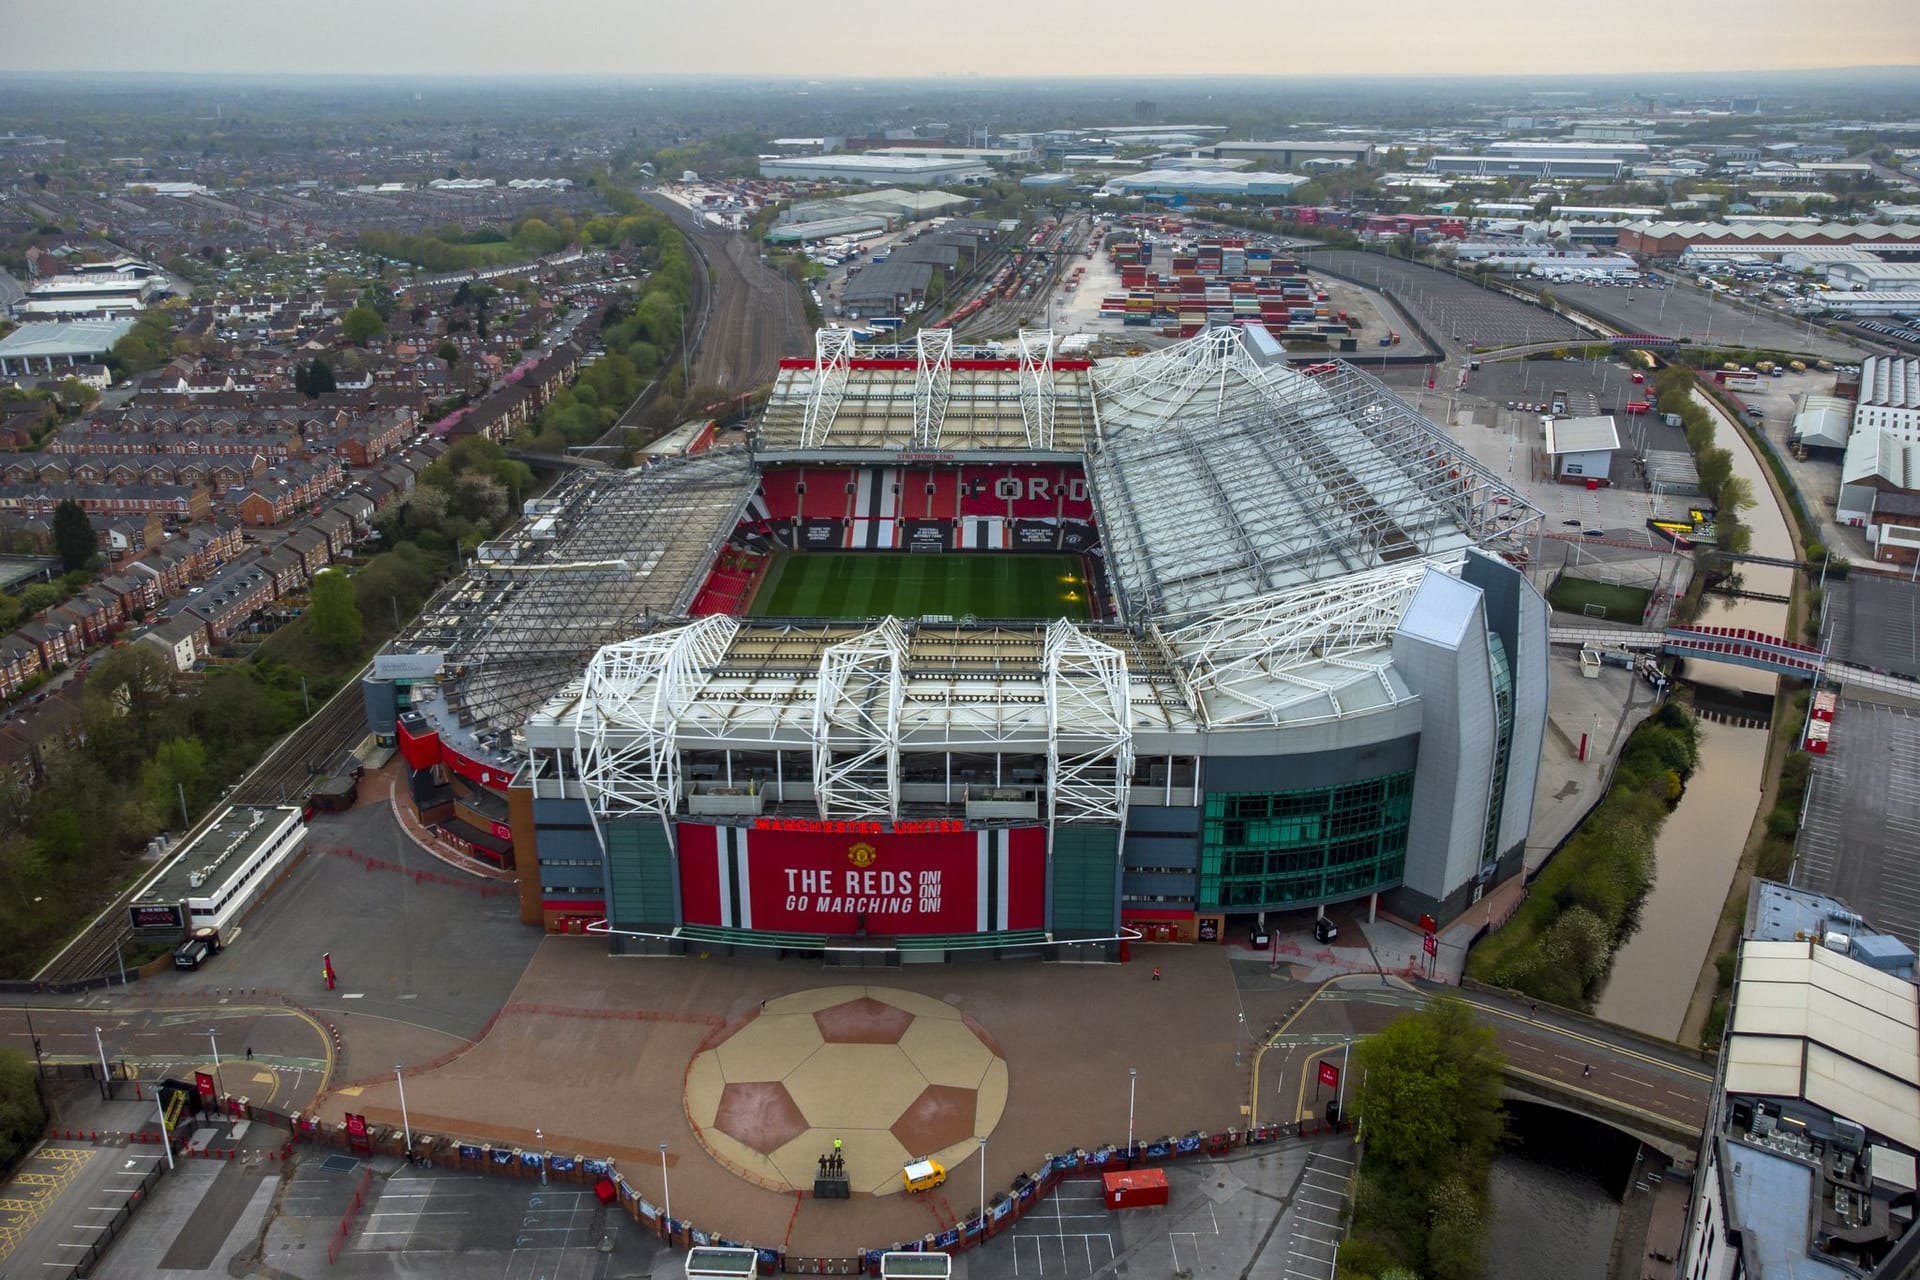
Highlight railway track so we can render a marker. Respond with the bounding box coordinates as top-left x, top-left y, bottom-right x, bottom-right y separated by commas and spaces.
34, 667, 374, 986
642, 193, 807, 395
